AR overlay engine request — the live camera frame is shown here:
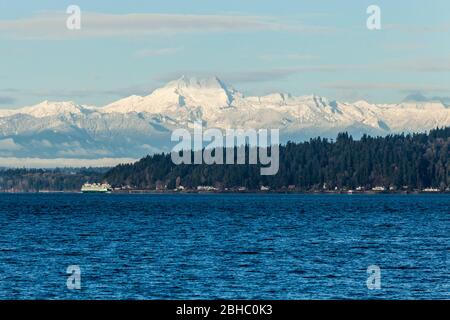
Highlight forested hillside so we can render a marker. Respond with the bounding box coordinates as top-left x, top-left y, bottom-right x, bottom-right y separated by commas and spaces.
0, 168, 106, 192
1, 128, 448, 192
104, 127, 450, 191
